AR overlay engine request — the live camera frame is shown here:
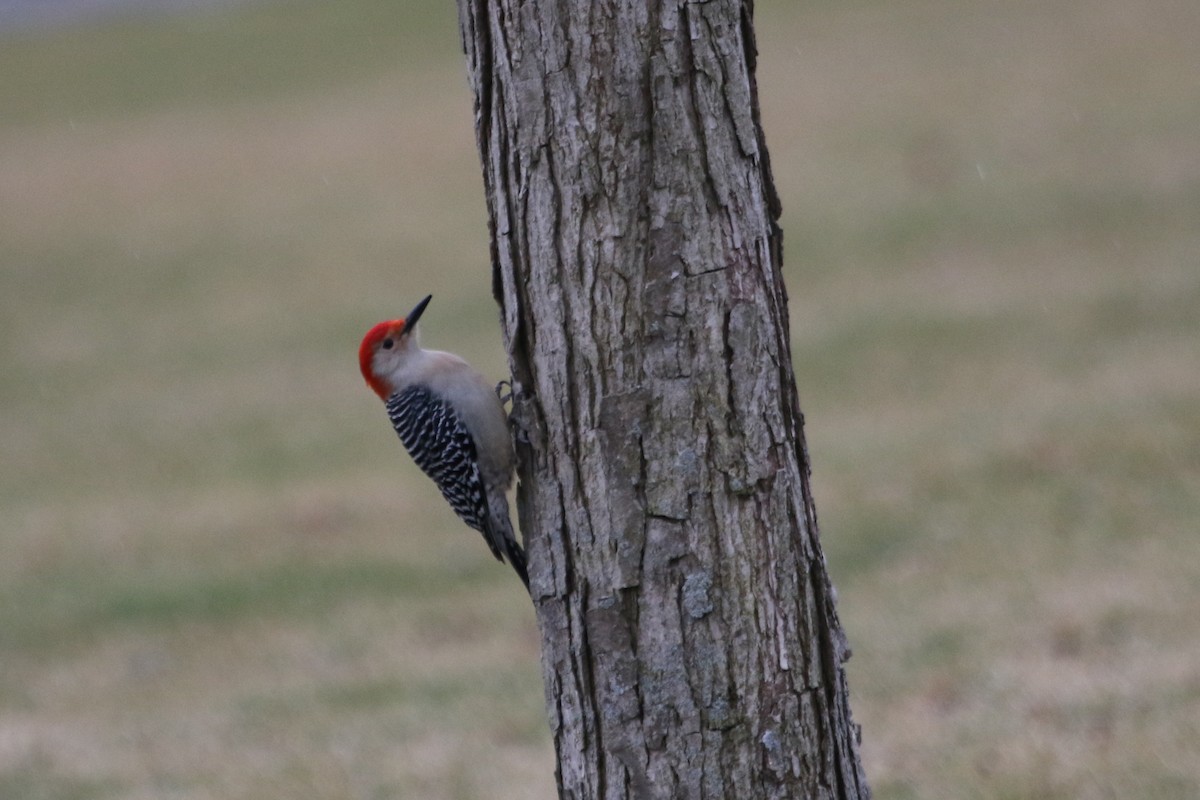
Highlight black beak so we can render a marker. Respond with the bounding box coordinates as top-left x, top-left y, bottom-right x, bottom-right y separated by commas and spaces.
405, 294, 432, 332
